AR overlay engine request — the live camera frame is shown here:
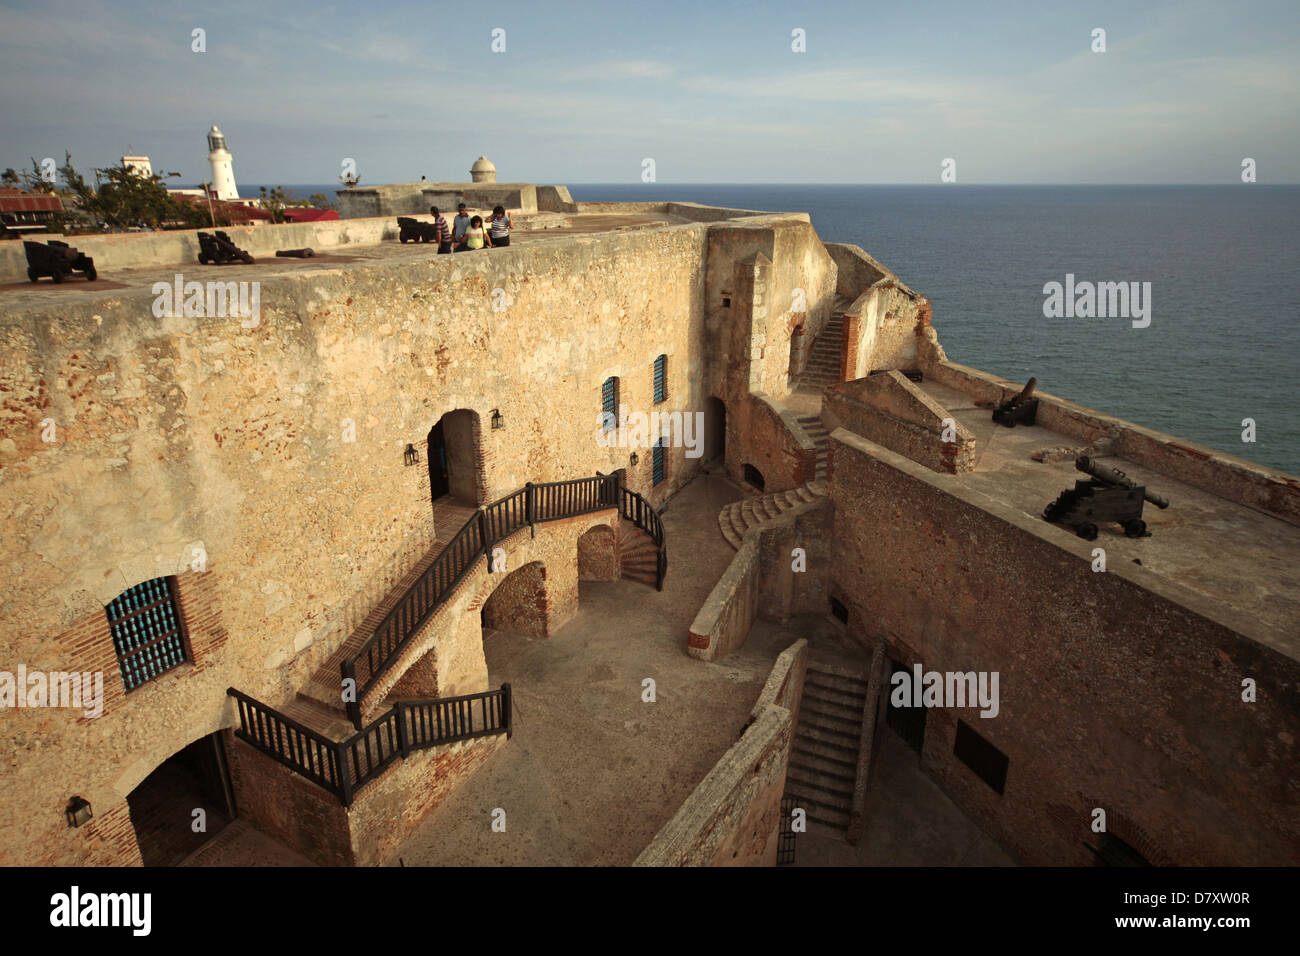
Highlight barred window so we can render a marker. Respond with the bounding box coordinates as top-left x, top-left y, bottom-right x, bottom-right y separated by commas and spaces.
653, 354, 667, 404
601, 376, 619, 432
105, 577, 189, 692
652, 437, 666, 486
